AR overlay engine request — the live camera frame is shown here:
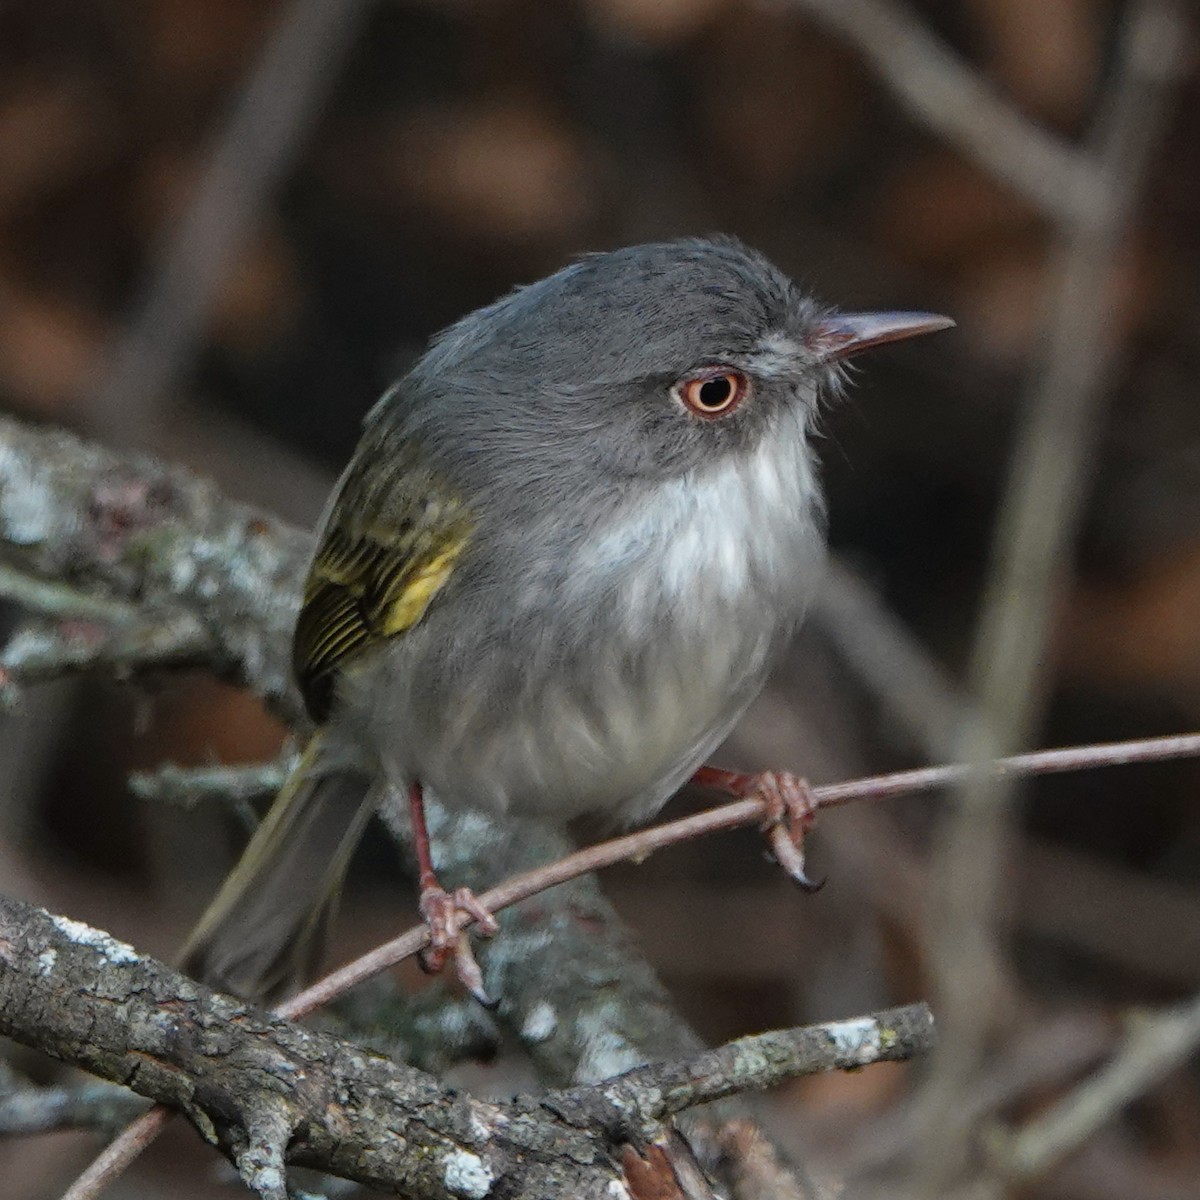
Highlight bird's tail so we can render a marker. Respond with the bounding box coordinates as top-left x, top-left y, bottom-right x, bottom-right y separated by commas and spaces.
179, 732, 376, 1000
